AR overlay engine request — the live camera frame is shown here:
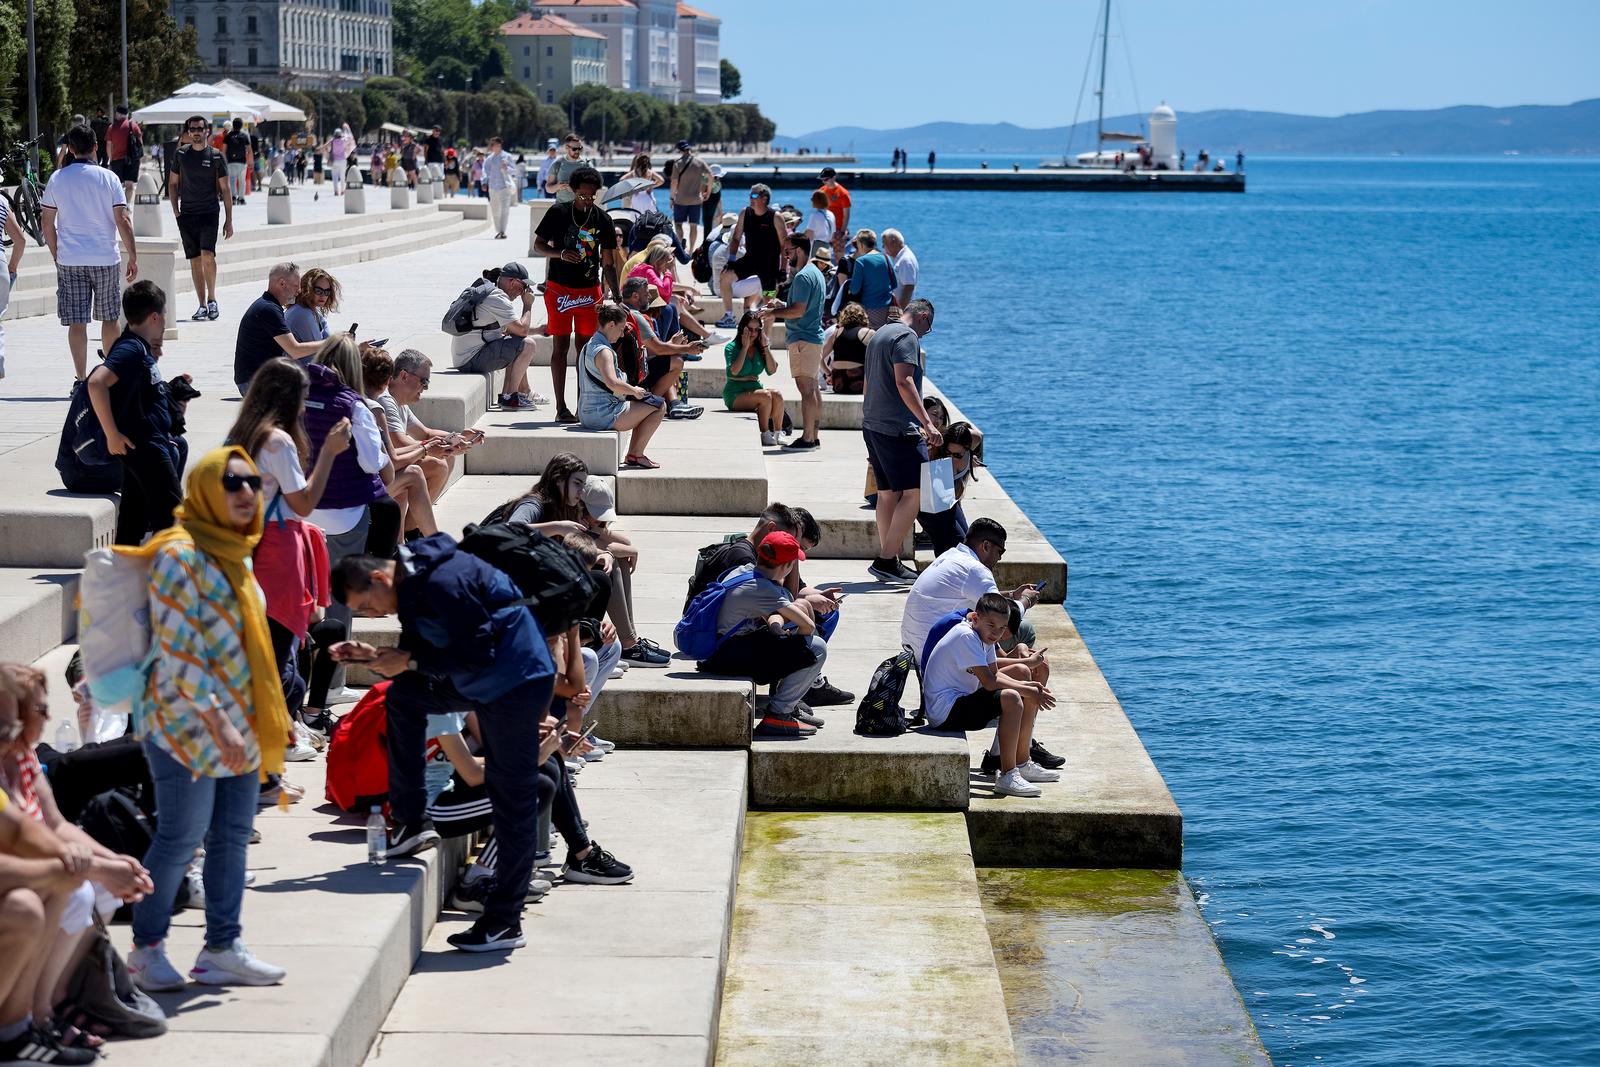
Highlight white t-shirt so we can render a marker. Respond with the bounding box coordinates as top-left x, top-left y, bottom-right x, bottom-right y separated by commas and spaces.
308, 400, 390, 536
892, 246, 920, 294
922, 620, 996, 727
40, 161, 127, 266
254, 429, 308, 517
900, 543, 999, 659
450, 287, 519, 364
803, 208, 834, 244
